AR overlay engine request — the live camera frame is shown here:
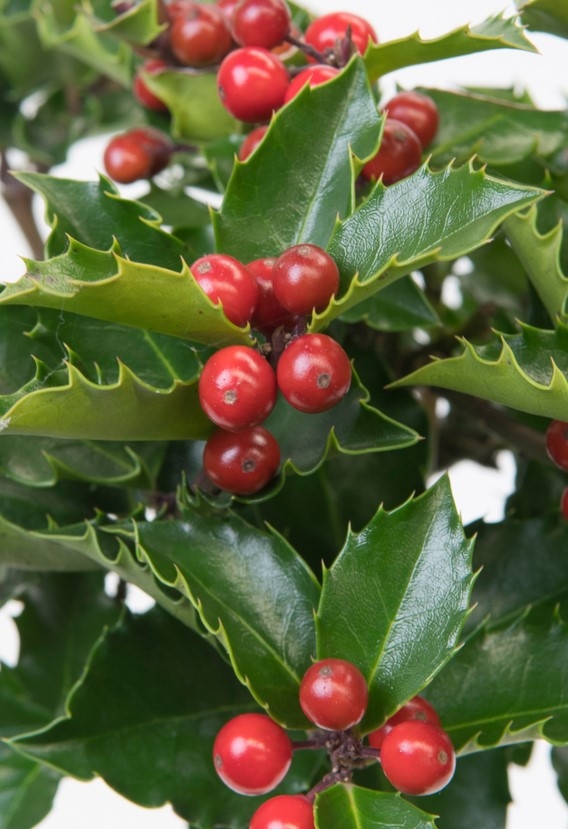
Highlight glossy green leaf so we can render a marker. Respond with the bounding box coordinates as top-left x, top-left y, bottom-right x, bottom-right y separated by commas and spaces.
316, 475, 475, 733
87, 0, 165, 44
10, 607, 322, 826
315, 785, 437, 829
425, 599, 568, 751
315, 161, 543, 329
0, 512, 99, 572
117, 504, 320, 726
516, 0, 568, 38
504, 205, 568, 322
364, 14, 537, 82
214, 58, 382, 260
339, 276, 439, 331
391, 322, 568, 421
0, 742, 60, 829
